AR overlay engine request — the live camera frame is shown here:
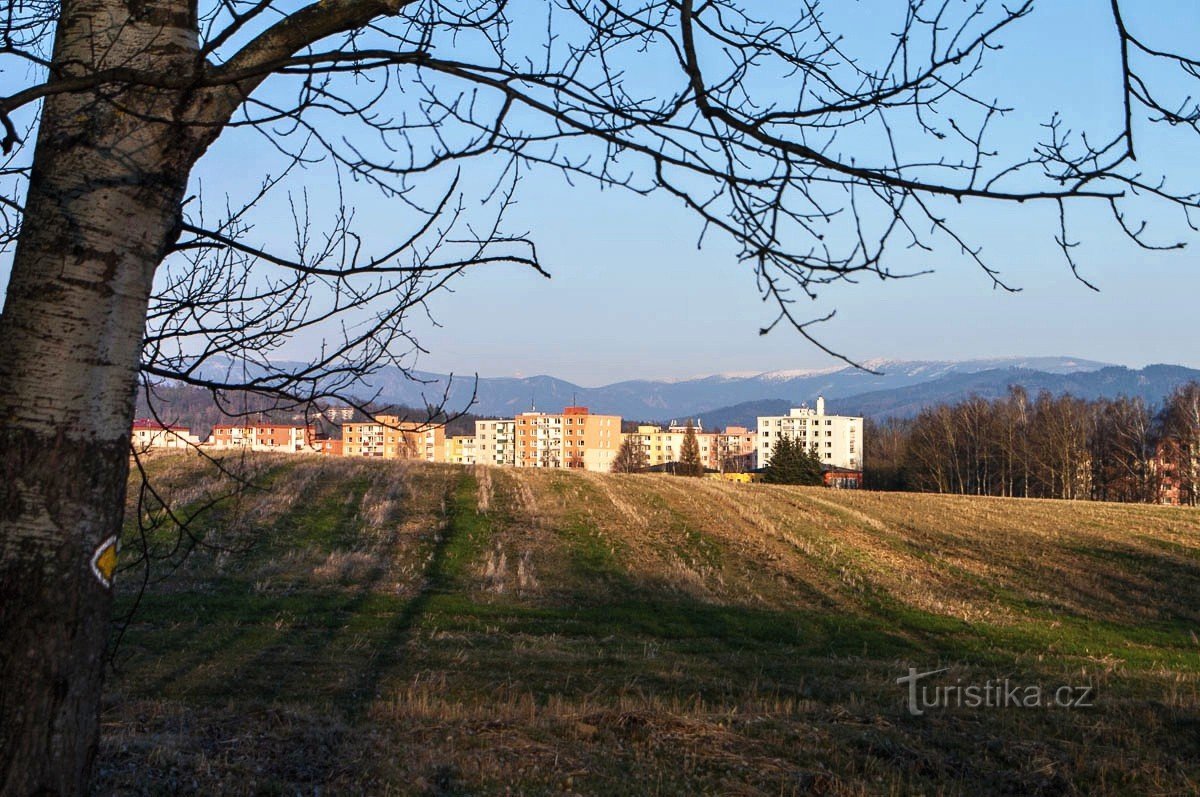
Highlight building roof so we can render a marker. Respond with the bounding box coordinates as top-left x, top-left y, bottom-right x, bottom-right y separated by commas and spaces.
132, 418, 188, 431
211, 423, 311, 431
